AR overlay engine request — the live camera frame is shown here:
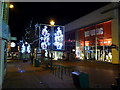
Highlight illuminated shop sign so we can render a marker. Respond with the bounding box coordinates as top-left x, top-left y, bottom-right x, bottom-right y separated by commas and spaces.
40, 25, 51, 50
85, 41, 90, 46
85, 27, 103, 37
53, 26, 64, 50
96, 27, 103, 35
90, 29, 95, 36
80, 41, 84, 46
98, 38, 112, 46
85, 31, 89, 37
